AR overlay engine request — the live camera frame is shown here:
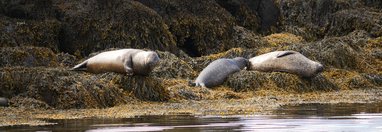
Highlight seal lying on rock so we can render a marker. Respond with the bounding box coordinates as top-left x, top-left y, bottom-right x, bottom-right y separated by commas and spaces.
71, 49, 160, 75
190, 57, 249, 88
249, 51, 324, 78
0, 97, 9, 107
